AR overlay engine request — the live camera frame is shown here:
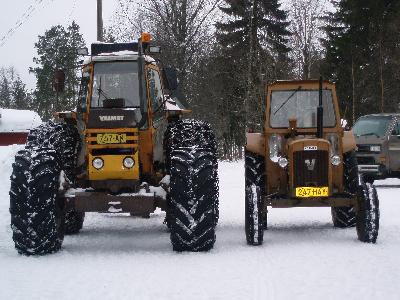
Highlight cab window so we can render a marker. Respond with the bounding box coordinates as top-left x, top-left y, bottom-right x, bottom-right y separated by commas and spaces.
91, 62, 140, 108
78, 71, 90, 112
147, 68, 164, 121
